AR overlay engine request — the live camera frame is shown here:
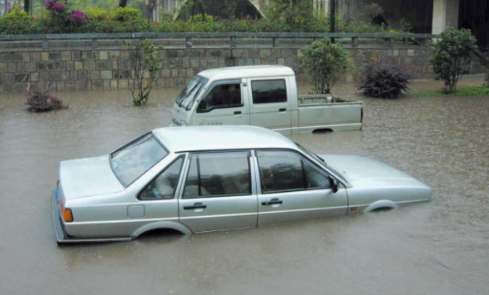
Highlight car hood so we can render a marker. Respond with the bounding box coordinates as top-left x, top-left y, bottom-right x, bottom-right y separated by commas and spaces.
319, 155, 430, 189
59, 155, 124, 200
